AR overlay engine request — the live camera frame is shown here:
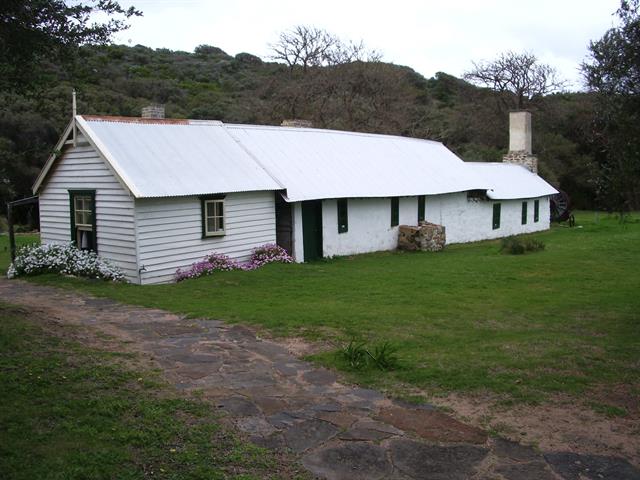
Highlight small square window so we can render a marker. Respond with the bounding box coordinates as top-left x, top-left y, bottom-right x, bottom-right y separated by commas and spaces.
202, 198, 225, 236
